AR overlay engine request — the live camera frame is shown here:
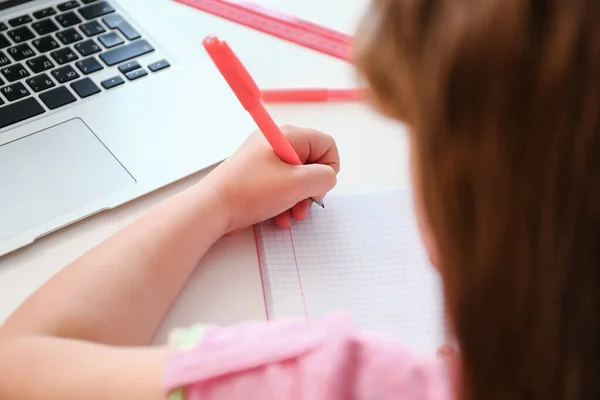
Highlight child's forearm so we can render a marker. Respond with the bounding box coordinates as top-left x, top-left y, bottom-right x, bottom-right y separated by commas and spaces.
0, 336, 168, 400
0, 179, 231, 345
